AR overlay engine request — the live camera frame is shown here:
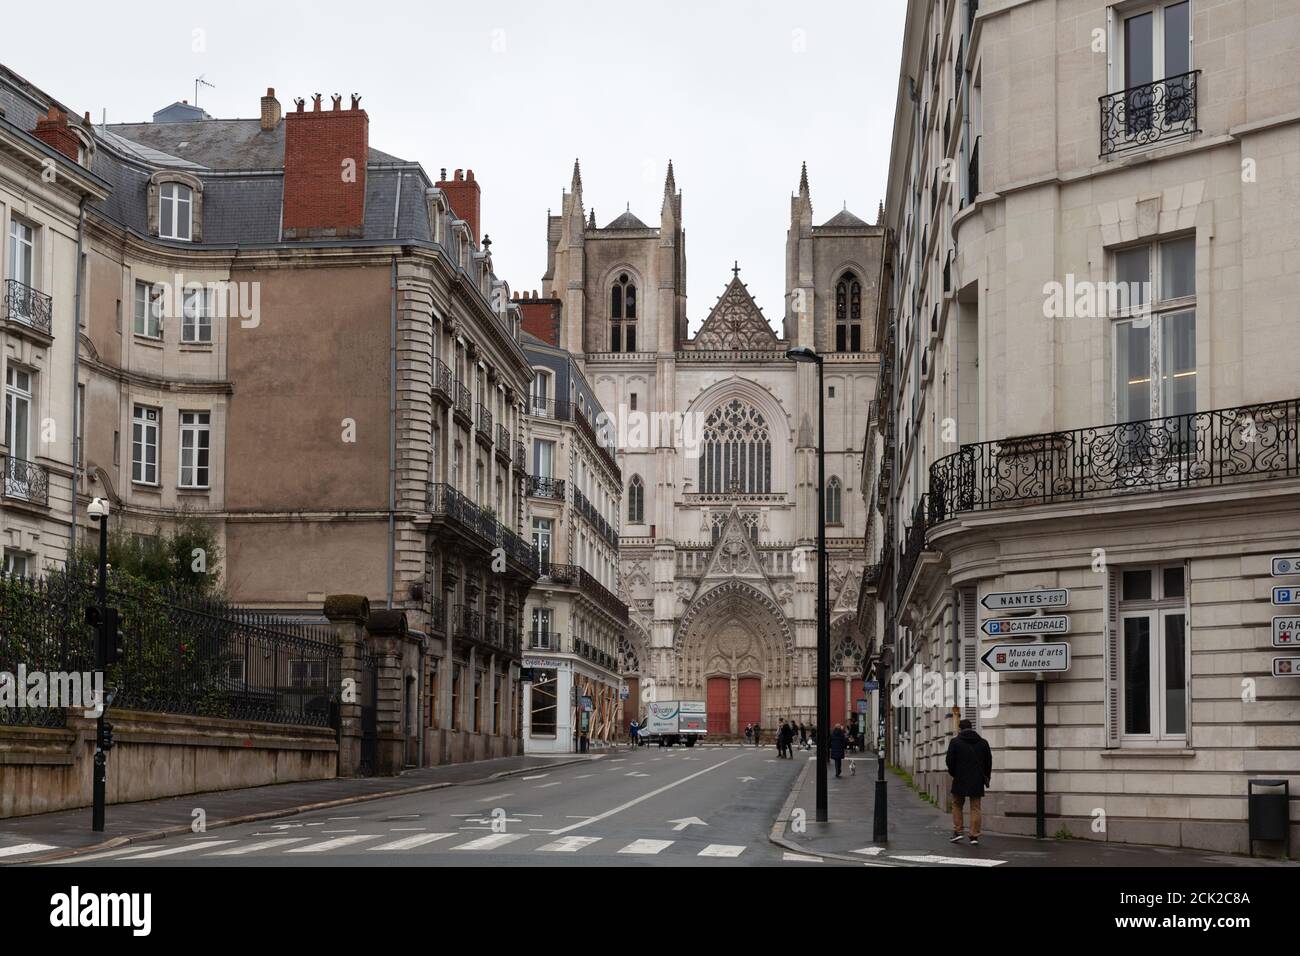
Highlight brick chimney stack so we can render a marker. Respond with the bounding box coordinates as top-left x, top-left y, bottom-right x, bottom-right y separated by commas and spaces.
260, 87, 281, 131
436, 168, 482, 244
281, 92, 368, 239
32, 106, 79, 161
